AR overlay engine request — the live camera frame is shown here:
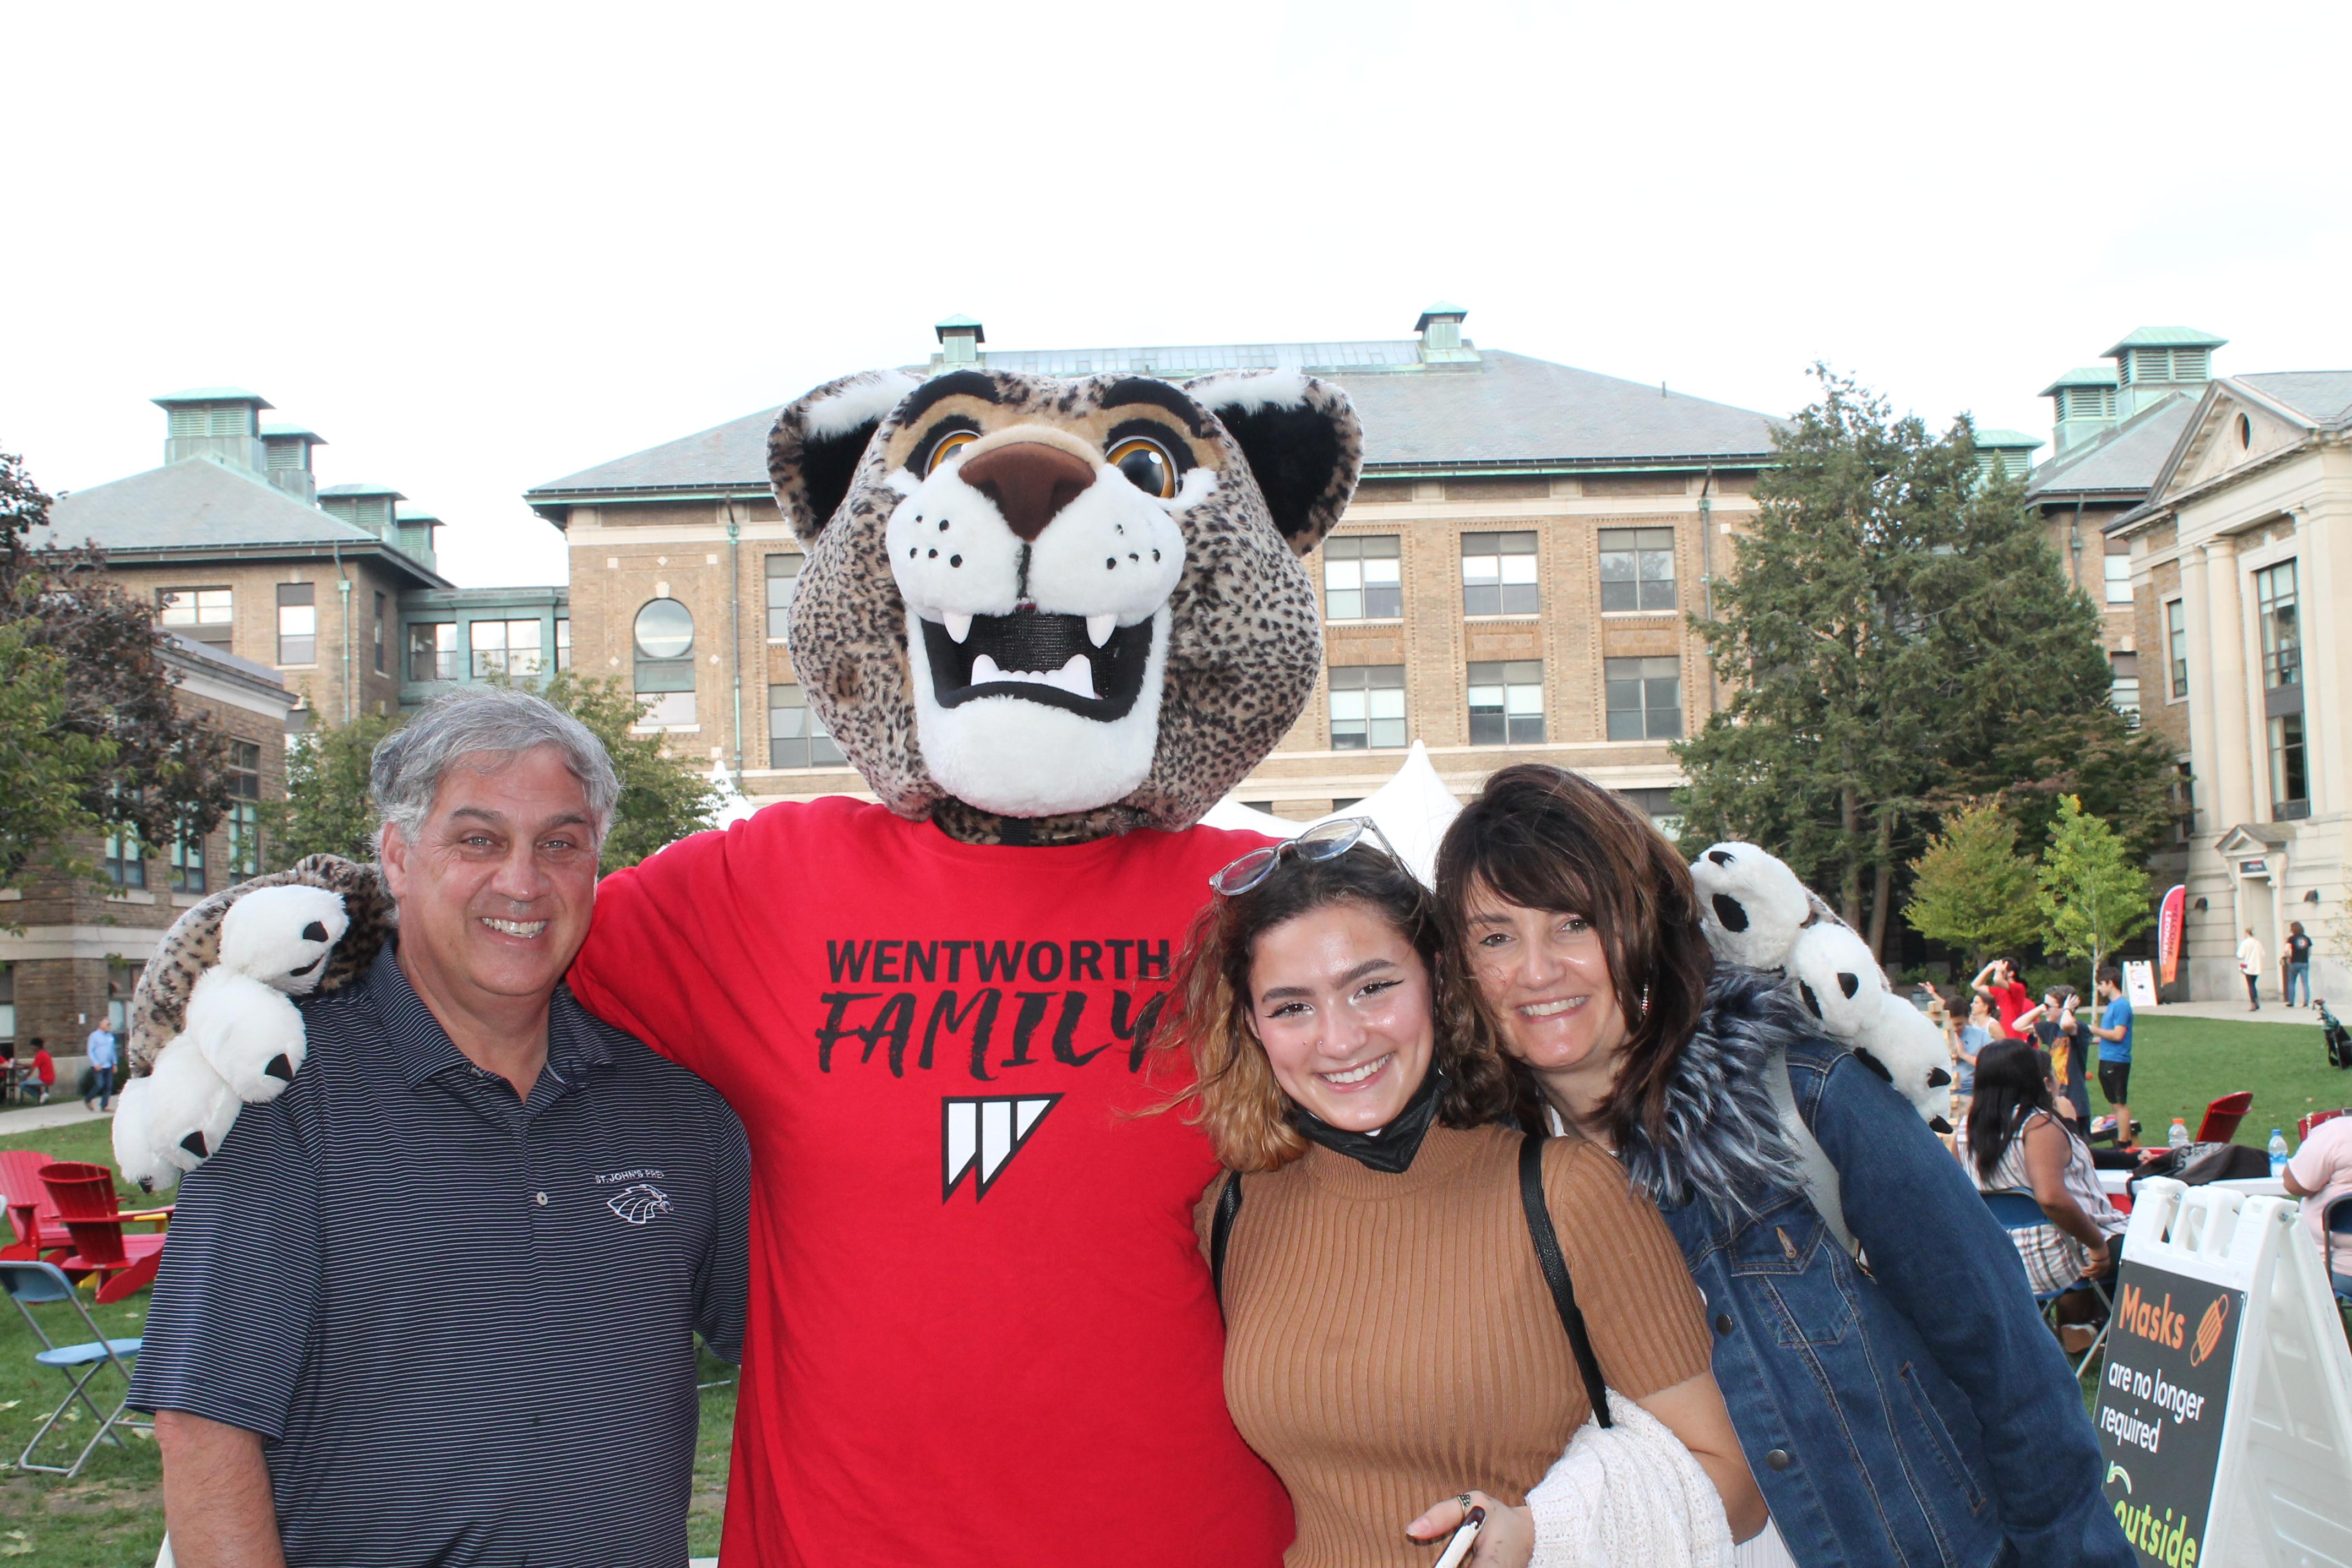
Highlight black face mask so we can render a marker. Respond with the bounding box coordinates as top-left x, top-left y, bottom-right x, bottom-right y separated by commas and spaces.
1291, 1063, 1443, 1174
